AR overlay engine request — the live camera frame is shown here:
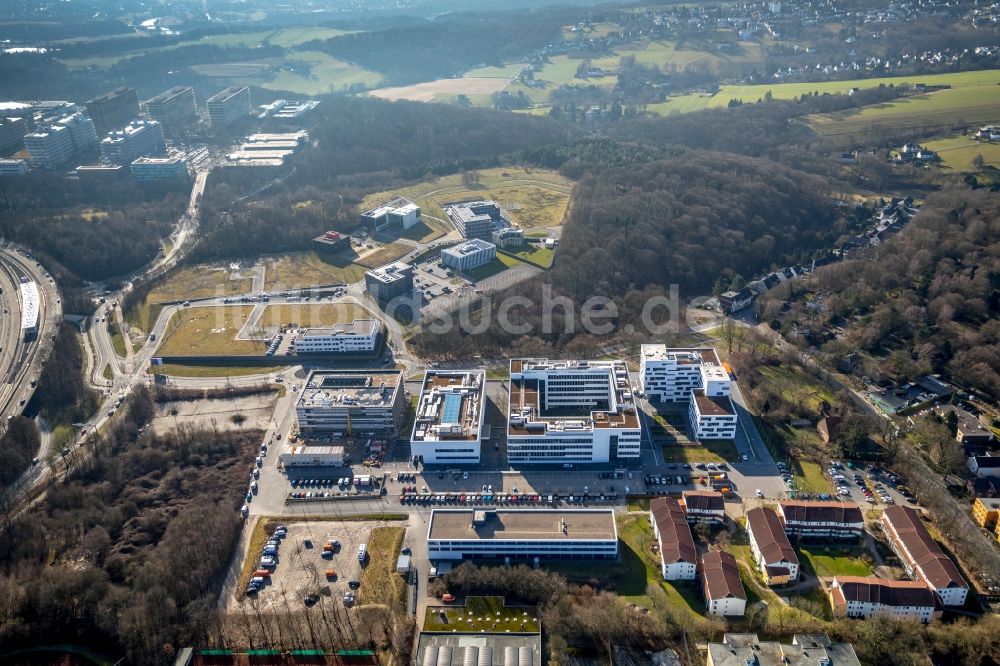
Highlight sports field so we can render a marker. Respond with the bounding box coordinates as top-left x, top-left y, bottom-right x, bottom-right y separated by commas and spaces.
359, 167, 573, 233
